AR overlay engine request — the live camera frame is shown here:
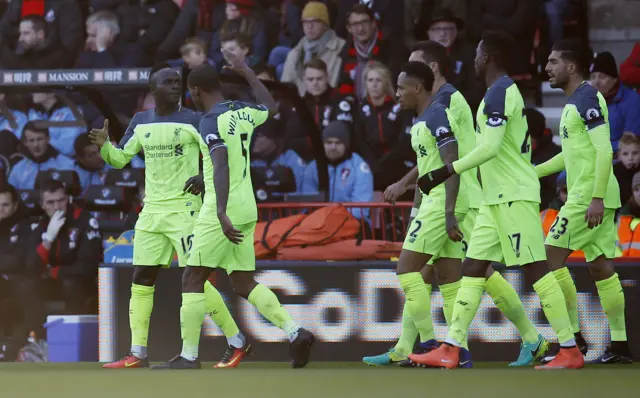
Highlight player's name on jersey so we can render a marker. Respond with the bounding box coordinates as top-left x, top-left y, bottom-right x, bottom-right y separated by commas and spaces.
0, 68, 159, 86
